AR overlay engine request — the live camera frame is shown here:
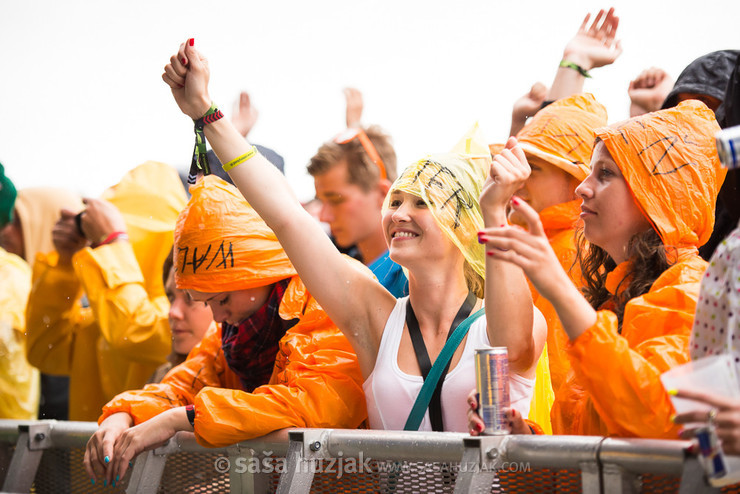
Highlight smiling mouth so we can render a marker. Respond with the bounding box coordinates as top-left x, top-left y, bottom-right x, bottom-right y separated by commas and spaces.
392, 231, 418, 239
